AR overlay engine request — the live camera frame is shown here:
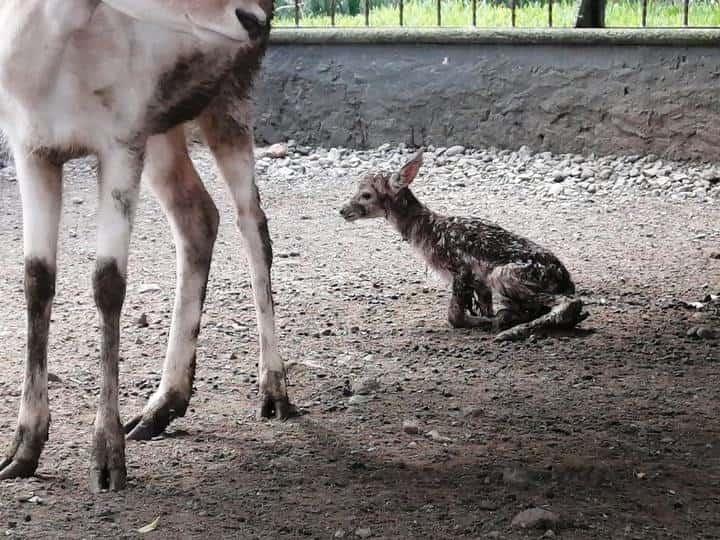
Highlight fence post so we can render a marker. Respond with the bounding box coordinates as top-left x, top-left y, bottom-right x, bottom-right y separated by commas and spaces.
575, 0, 606, 27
